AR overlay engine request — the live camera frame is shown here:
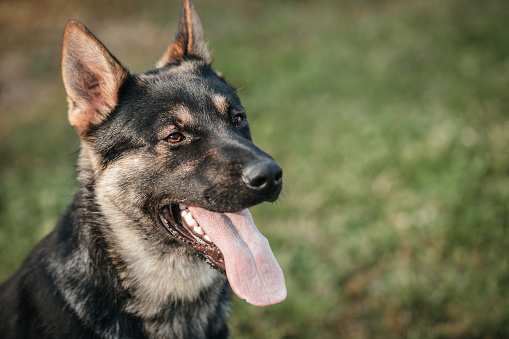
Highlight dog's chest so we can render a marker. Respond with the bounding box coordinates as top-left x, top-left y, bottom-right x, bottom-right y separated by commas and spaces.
100, 208, 224, 316
119, 249, 230, 338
